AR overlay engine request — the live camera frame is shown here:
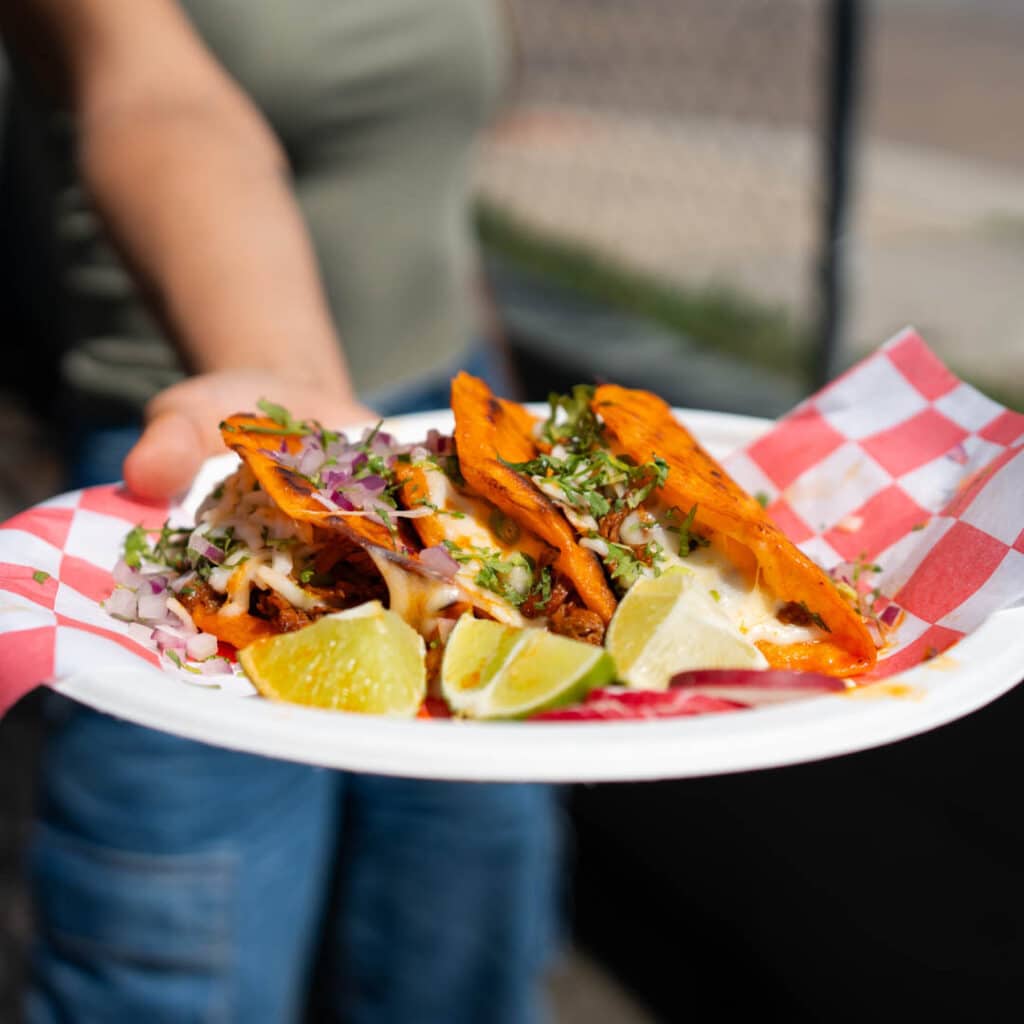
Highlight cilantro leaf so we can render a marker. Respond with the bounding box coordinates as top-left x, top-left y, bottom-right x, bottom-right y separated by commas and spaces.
257, 398, 306, 432
542, 384, 602, 450
123, 525, 150, 569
